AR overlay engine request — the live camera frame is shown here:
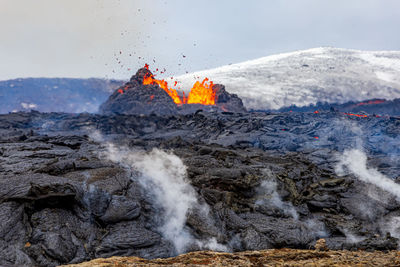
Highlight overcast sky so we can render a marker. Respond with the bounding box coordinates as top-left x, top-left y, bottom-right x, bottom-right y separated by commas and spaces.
1, 0, 400, 80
